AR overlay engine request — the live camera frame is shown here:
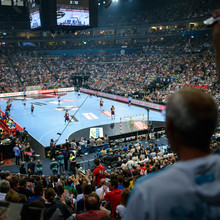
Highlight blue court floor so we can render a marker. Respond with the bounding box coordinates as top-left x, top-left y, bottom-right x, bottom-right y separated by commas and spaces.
0, 92, 165, 147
